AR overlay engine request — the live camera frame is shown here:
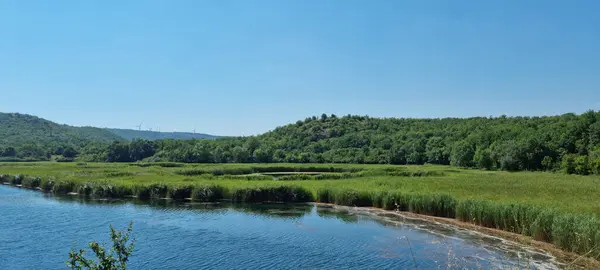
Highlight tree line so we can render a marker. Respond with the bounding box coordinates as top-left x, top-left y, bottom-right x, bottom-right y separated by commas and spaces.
3, 111, 600, 175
